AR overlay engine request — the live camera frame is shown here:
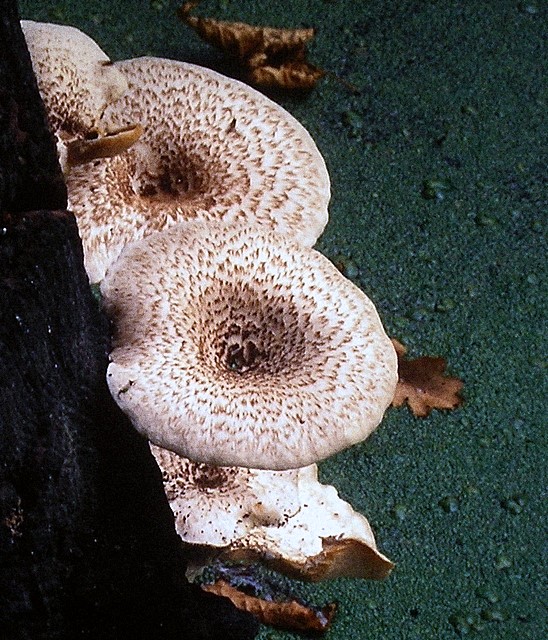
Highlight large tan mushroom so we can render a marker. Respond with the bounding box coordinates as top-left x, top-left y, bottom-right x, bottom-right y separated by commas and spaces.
21, 20, 141, 174
151, 444, 393, 581
101, 219, 397, 471
67, 56, 331, 283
